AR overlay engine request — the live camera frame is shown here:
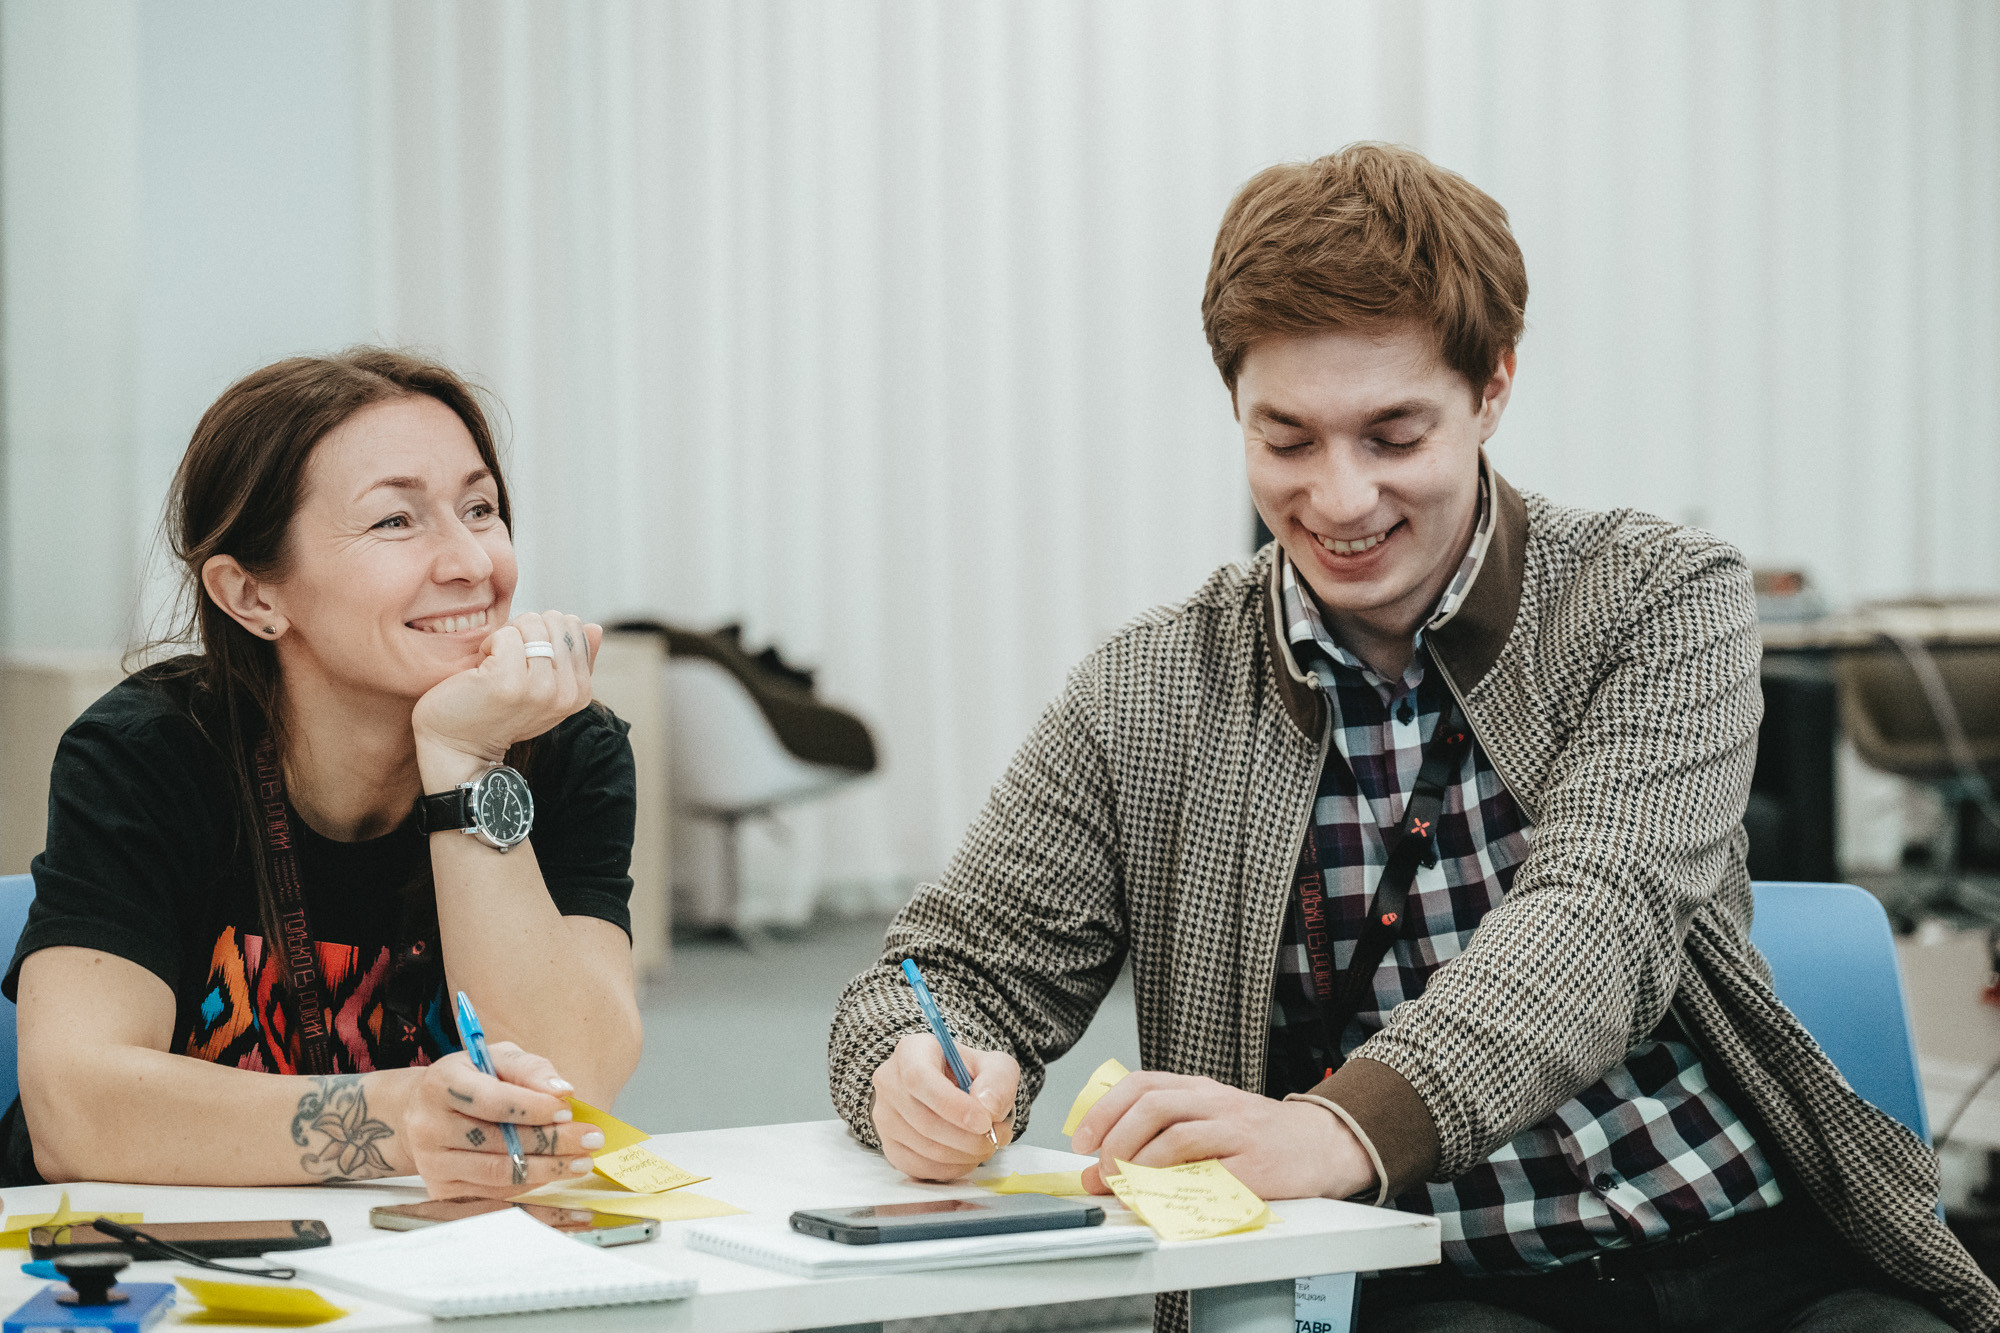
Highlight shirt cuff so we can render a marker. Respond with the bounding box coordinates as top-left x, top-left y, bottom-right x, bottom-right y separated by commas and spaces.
1303, 1057, 1442, 1198
1284, 1092, 1390, 1206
